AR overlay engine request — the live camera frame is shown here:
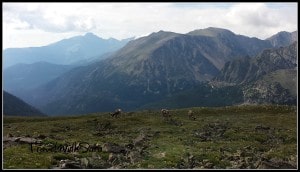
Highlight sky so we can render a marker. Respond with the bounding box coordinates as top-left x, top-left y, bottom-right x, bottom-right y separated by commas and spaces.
2, 2, 298, 49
